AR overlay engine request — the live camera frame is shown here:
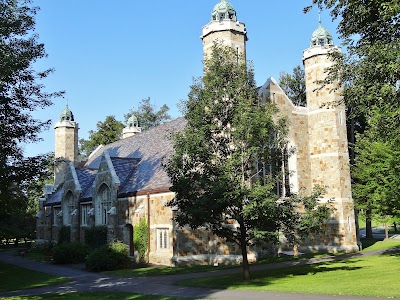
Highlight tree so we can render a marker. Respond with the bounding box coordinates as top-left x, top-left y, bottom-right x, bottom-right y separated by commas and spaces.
125, 97, 171, 131
0, 0, 58, 242
278, 65, 306, 106
305, 1, 400, 232
79, 115, 124, 157
352, 120, 400, 239
165, 44, 330, 280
